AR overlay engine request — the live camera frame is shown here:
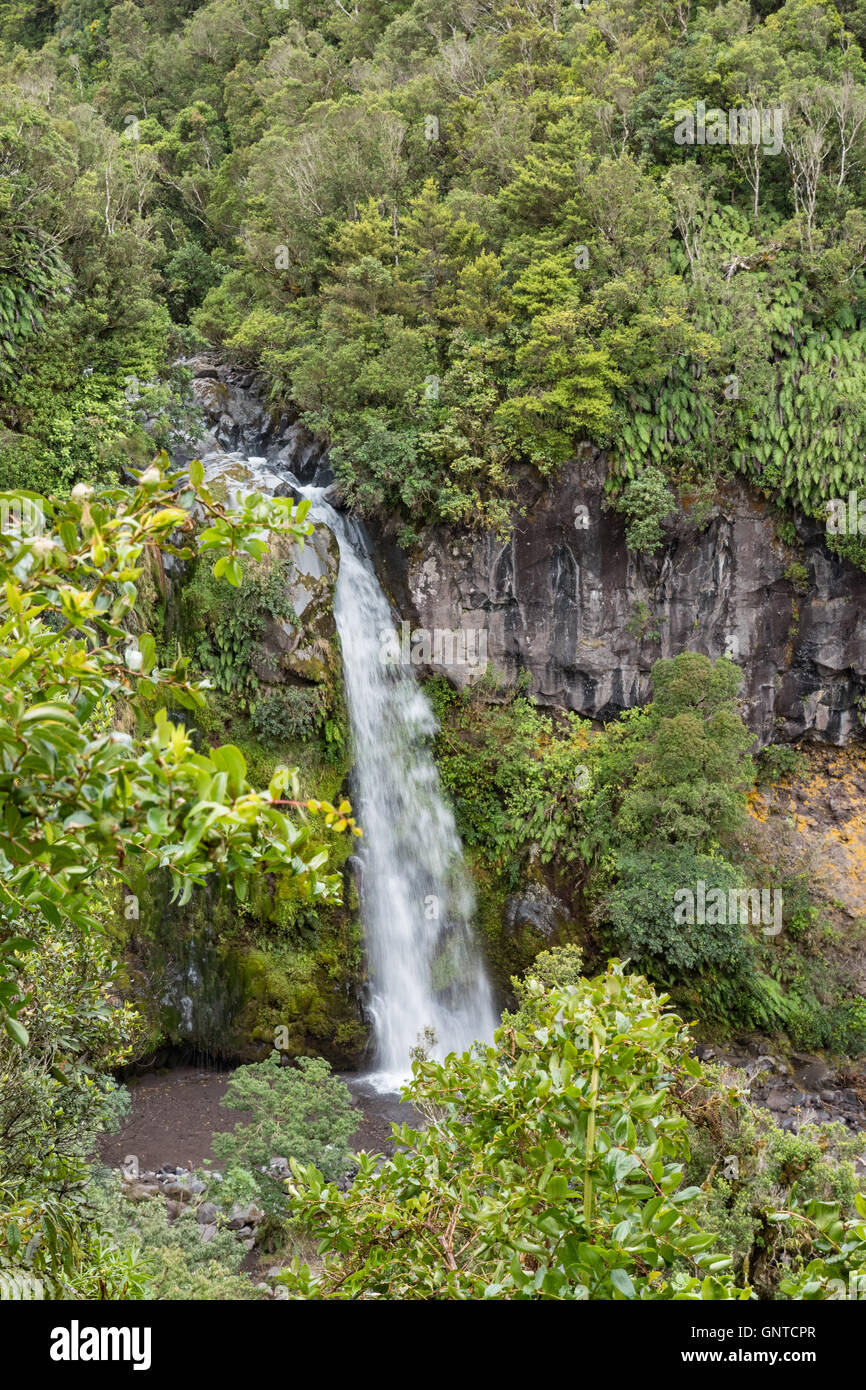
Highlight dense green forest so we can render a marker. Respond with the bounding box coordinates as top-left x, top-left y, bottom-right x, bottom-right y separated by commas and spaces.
1, 0, 866, 1313
3, 0, 866, 550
